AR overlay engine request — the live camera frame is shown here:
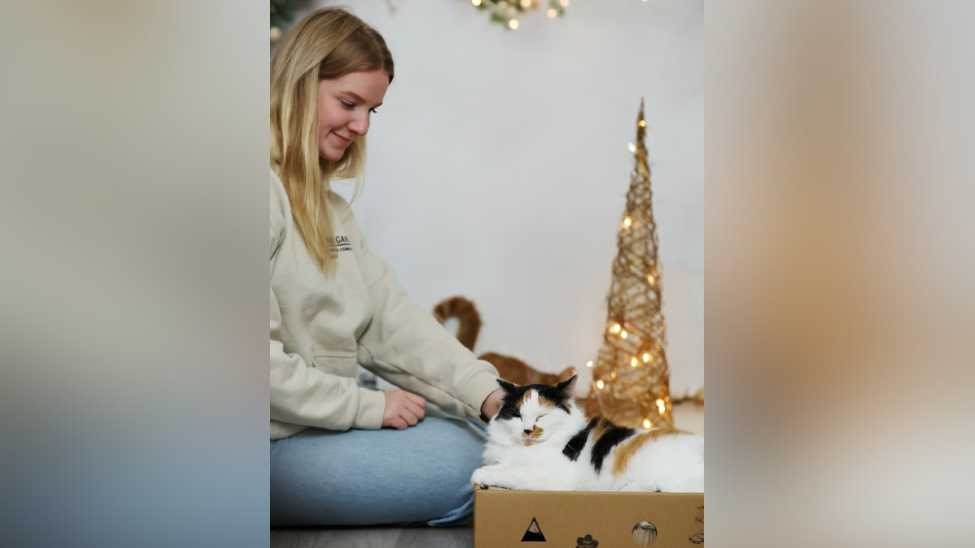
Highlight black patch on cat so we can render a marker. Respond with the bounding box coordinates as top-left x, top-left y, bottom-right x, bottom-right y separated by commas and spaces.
494, 381, 527, 421
562, 417, 598, 461
496, 378, 519, 395
533, 381, 573, 413
591, 423, 636, 473
519, 377, 574, 413
495, 401, 522, 420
